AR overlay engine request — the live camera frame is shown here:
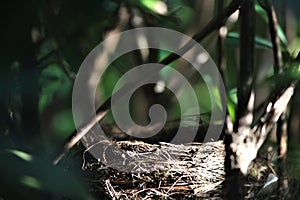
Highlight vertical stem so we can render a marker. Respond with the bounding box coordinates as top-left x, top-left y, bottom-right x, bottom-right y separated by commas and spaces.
215, 0, 229, 141
224, 134, 245, 200
234, 0, 255, 130
215, 0, 226, 80
266, 0, 283, 74
225, 0, 255, 199
264, 0, 289, 197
